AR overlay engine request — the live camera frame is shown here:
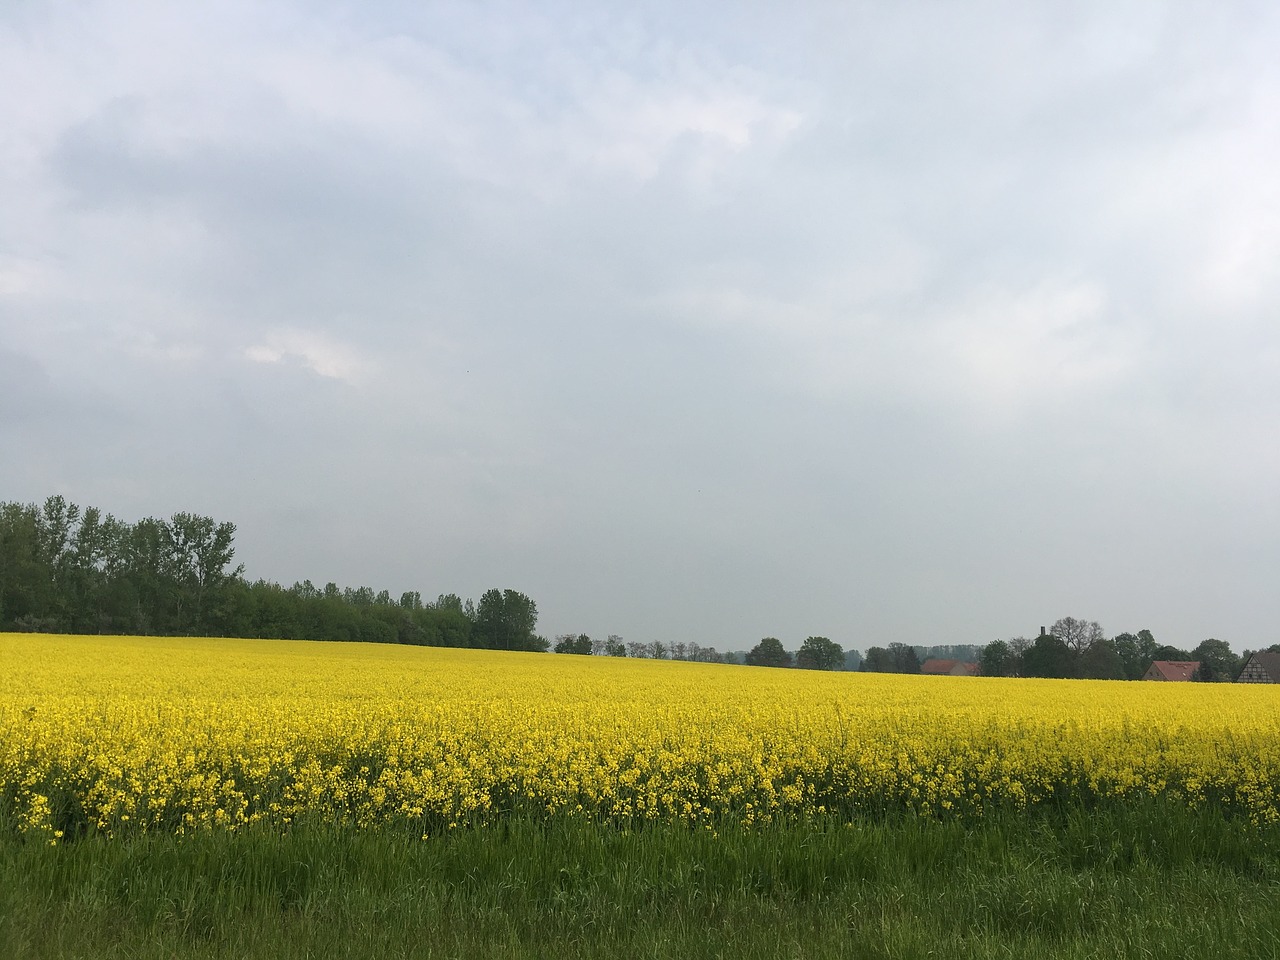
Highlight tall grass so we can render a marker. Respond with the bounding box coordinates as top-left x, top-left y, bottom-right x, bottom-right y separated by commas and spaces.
3, 803, 1278, 959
